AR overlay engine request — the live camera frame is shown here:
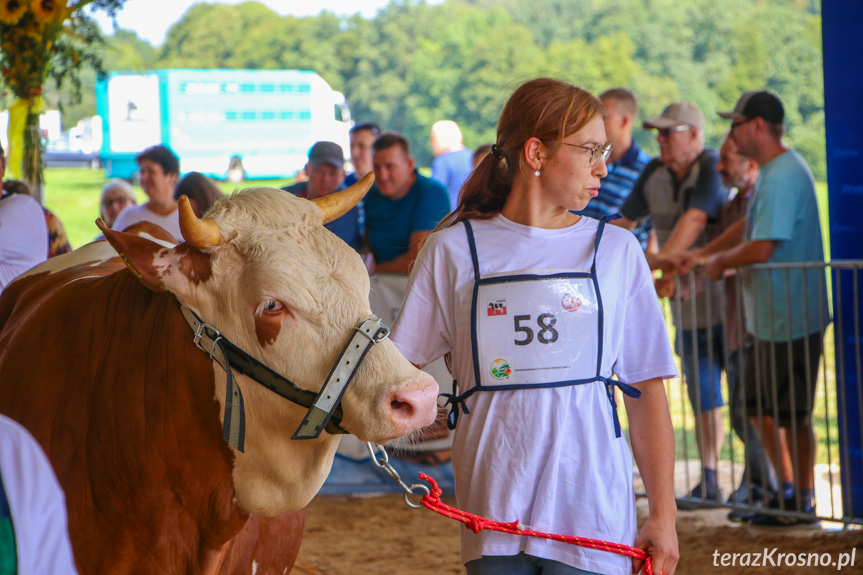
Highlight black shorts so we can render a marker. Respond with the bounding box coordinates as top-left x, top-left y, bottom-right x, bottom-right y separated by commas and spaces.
743, 332, 823, 426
